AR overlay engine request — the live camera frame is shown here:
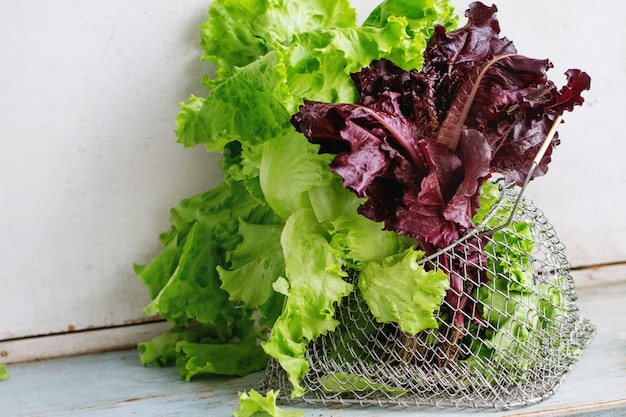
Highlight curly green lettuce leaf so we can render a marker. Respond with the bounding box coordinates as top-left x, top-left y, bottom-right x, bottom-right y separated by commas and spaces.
472, 179, 503, 226
307, 177, 363, 225
138, 318, 254, 367
133, 180, 237, 302
201, 0, 356, 87
465, 180, 572, 380
262, 208, 353, 397
472, 277, 569, 379
358, 248, 449, 335
138, 322, 215, 368
139, 316, 268, 380
489, 221, 535, 292
177, 16, 453, 184
330, 210, 416, 268
234, 389, 303, 417
218, 220, 285, 325
137, 181, 281, 327
473, 181, 536, 292
134, 235, 182, 301
363, 0, 457, 69
259, 130, 335, 219
143, 220, 235, 326
281, 17, 432, 110
0, 364, 8, 380
177, 50, 292, 180
174, 95, 205, 151
176, 341, 268, 380
135, 182, 239, 301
